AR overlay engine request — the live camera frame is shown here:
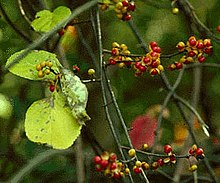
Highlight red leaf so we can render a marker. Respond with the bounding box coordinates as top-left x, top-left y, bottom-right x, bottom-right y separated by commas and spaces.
129, 114, 157, 149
